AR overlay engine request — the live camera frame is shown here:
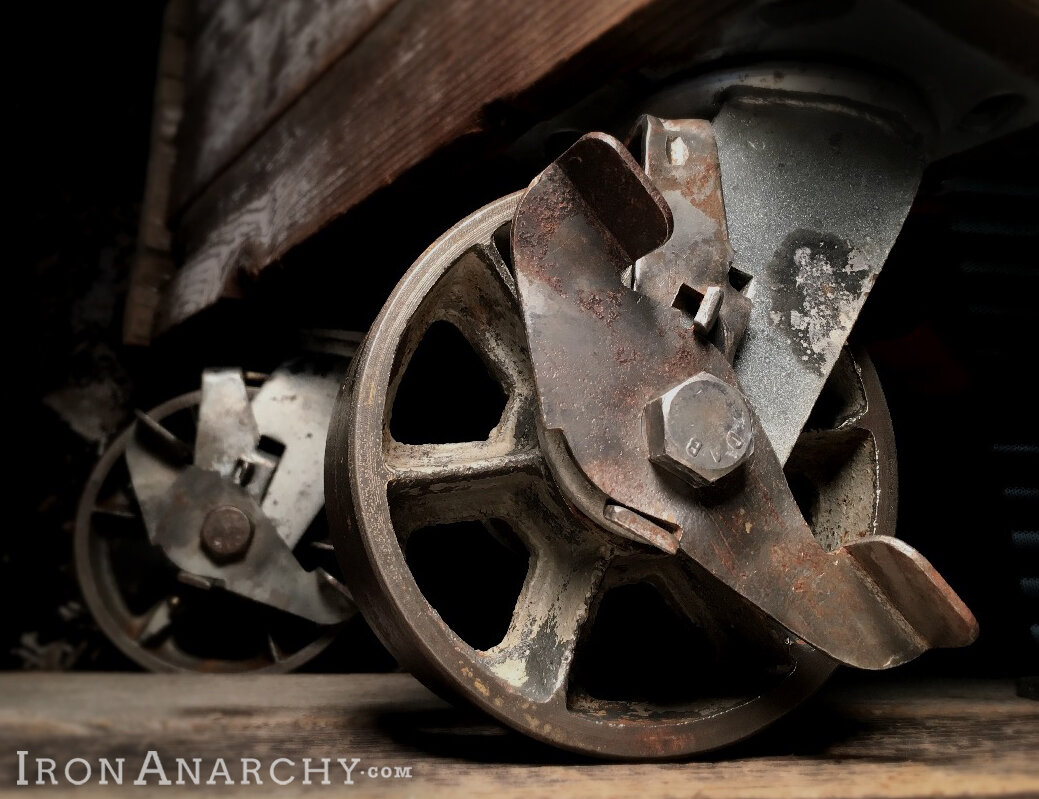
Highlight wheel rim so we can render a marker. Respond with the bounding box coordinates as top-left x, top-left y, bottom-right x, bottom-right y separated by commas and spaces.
327, 194, 896, 758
